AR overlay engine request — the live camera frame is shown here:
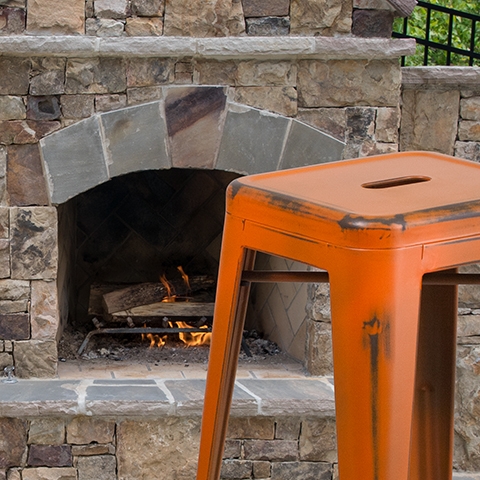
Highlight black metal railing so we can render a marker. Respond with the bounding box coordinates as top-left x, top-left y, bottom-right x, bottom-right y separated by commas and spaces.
393, 1, 480, 66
